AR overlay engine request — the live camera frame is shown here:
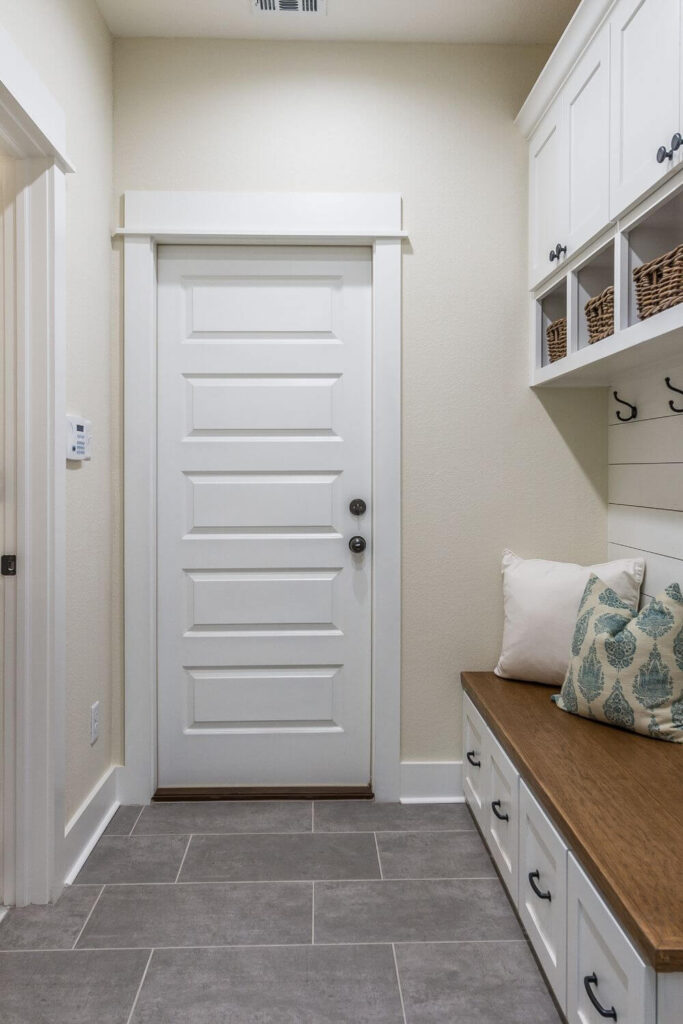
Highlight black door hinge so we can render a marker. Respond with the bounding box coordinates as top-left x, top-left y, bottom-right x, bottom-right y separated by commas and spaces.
1, 555, 17, 576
